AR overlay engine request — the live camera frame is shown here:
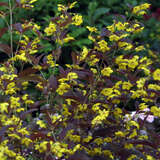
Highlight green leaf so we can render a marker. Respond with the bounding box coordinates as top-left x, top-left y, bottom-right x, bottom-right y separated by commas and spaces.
88, 1, 98, 15
92, 8, 110, 23
88, 1, 98, 25
72, 38, 92, 48
70, 27, 86, 38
